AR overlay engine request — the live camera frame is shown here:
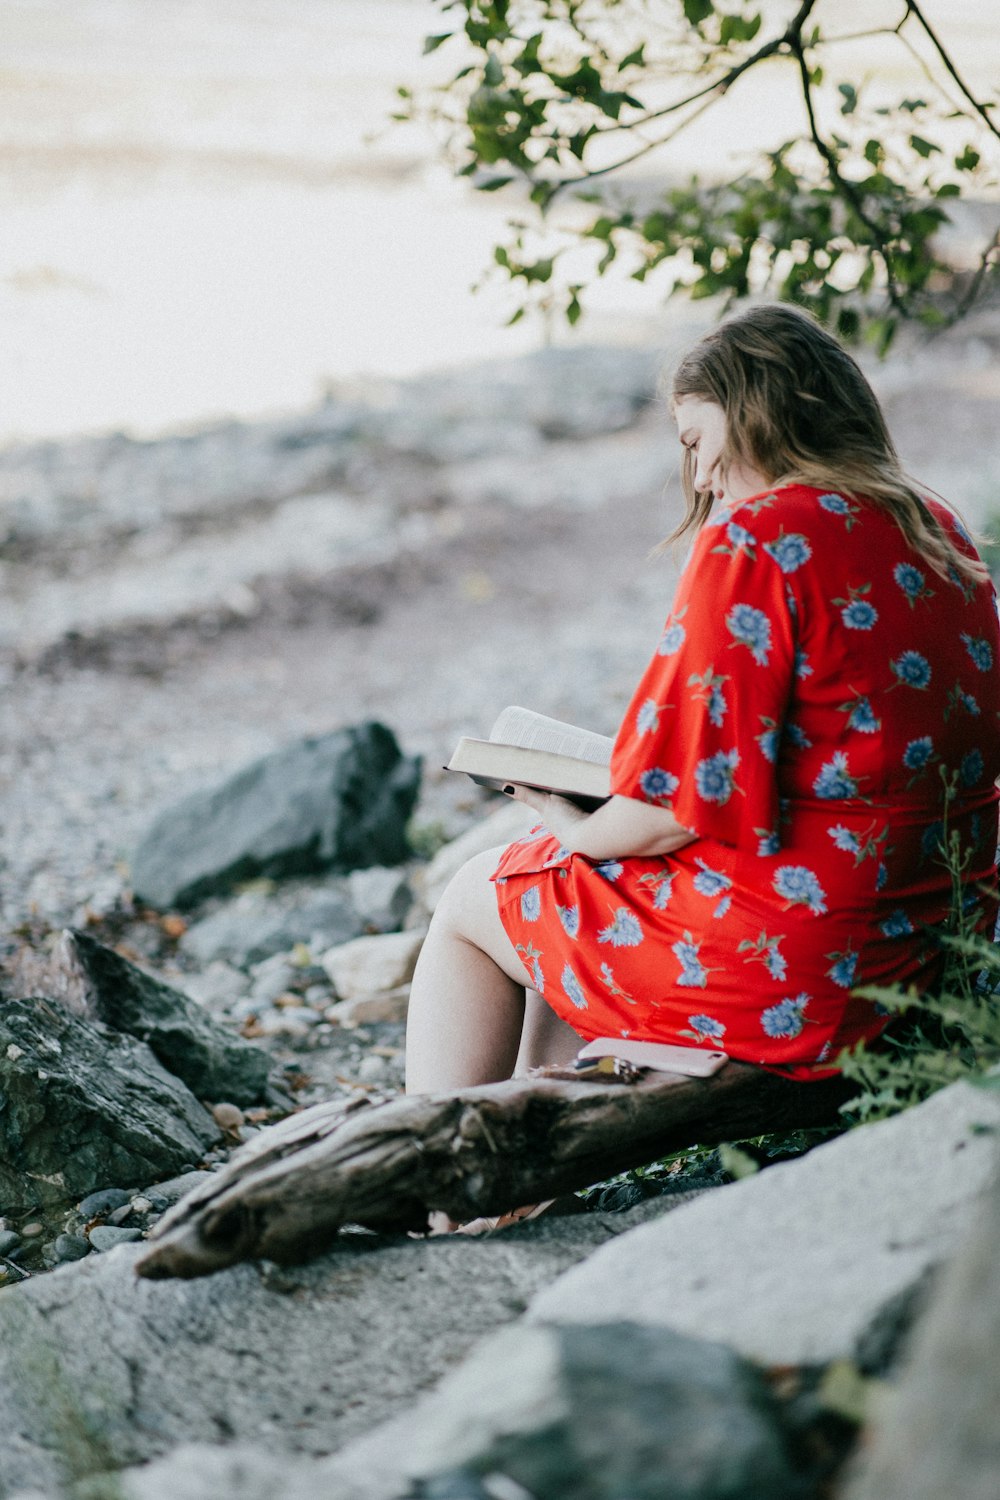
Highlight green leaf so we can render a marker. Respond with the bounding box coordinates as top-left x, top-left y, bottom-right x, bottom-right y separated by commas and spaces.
838, 82, 858, 116
566, 290, 583, 326
682, 0, 714, 26
478, 175, 515, 191
955, 146, 981, 172
900, 98, 928, 113
935, 182, 961, 198
909, 134, 940, 159
621, 44, 645, 68
483, 52, 504, 87
422, 33, 452, 55
505, 306, 526, 326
